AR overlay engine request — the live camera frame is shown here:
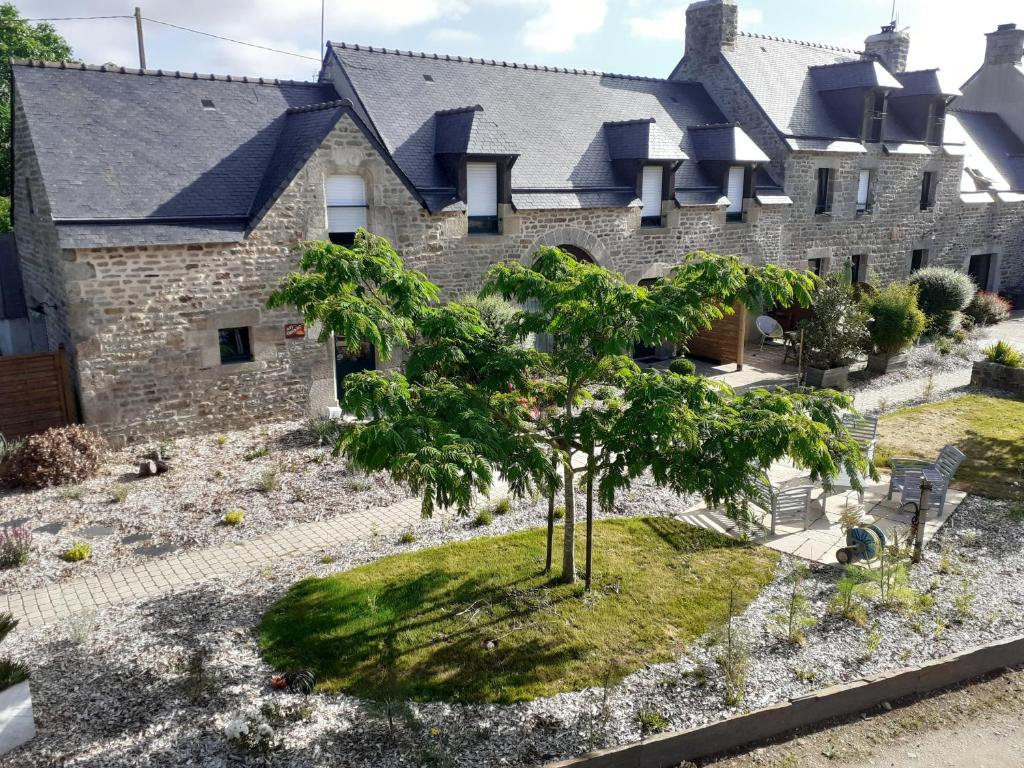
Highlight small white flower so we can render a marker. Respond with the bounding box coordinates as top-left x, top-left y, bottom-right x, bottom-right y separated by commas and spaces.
224, 716, 249, 740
